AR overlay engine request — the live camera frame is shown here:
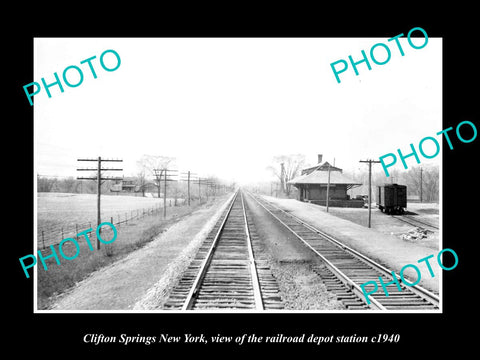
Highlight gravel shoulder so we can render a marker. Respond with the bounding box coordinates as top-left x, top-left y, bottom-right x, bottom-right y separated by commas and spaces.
46, 191, 440, 312
261, 196, 441, 293
325, 202, 440, 249
244, 194, 345, 310
47, 195, 233, 311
